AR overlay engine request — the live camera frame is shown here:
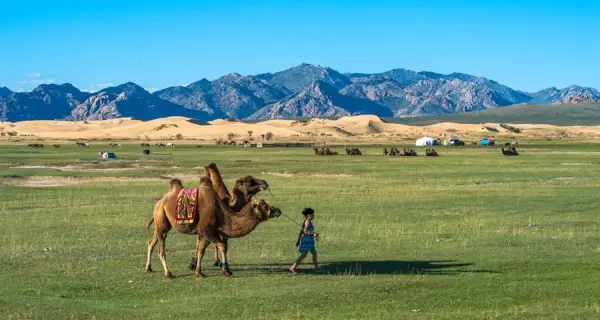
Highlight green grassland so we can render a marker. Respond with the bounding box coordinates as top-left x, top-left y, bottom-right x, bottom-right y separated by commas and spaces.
1, 143, 600, 319
385, 103, 600, 126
